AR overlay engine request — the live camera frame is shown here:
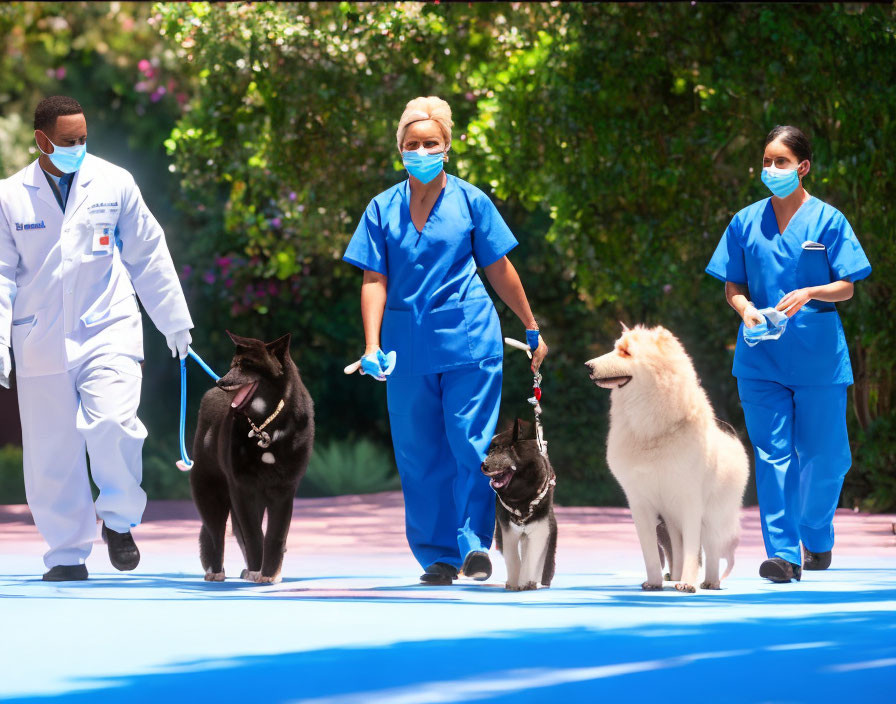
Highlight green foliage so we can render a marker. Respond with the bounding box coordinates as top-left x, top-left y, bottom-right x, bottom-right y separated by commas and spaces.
0, 3, 893, 508
300, 438, 400, 497
0, 445, 25, 504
